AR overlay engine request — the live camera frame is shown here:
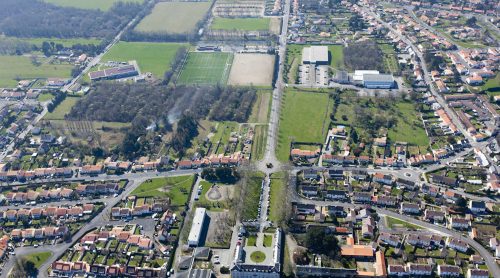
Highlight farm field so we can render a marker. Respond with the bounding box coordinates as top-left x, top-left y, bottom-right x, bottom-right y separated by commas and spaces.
44, 96, 81, 120
211, 17, 271, 31
43, 0, 144, 11
101, 42, 187, 78
228, 54, 275, 86
177, 52, 233, 85
276, 90, 332, 161
135, 1, 212, 34
131, 175, 195, 204
0, 55, 73, 87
